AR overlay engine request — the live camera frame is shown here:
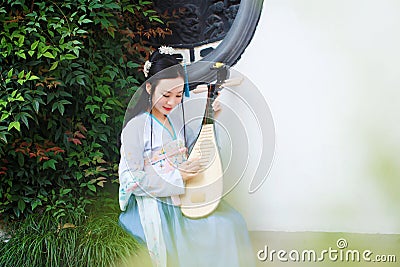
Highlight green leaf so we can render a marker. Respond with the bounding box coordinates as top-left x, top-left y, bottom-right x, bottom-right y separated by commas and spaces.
47, 92, 55, 103
8, 121, 21, 131
17, 50, 26, 59
0, 100, 7, 108
93, 96, 102, 102
58, 104, 65, 115
60, 188, 72, 196
28, 75, 40, 80
127, 62, 140, 68
59, 91, 73, 98
105, 3, 120, 9
75, 172, 83, 180
85, 104, 100, 114
87, 184, 96, 192
124, 6, 134, 13
91, 143, 102, 148
99, 134, 108, 142
0, 131, 10, 143
64, 54, 77, 60
1, 112, 10, 121
7, 68, 13, 78
18, 70, 25, 79
51, 102, 58, 112
31, 199, 42, 211
76, 76, 85, 85
90, 3, 103, 9
59, 100, 72, 105
31, 40, 39, 50
43, 52, 55, 59
20, 113, 29, 129
99, 114, 109, 124
32, 100, 40, 113
17, 152, 24, 167
81, 18, 93, 24
107, 28, 115, 38
43, 159, 57, 170
151, 17, 164, 24
49, 61, 59, 71
18, 199, 26, 212
52, 102, 67, 115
